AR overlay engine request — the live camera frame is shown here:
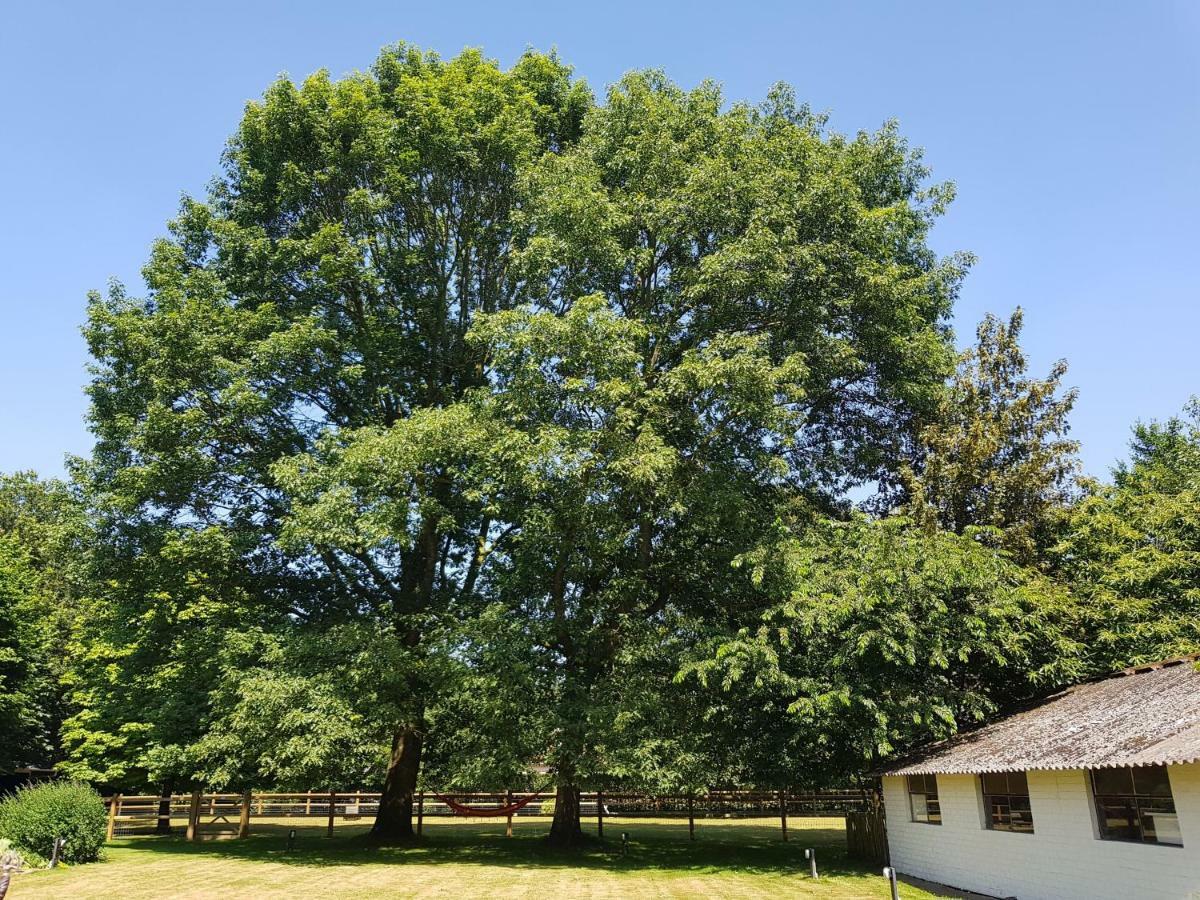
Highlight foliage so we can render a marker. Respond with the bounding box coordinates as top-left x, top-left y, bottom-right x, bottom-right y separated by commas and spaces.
903, 308, 1080, 566
0, 539, 49, 771
0, 781, 107, 864
0, 474, 84, 772
1054, 400, 1200, 668
72, 45, 589, 826
686, 516, 1083, 778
